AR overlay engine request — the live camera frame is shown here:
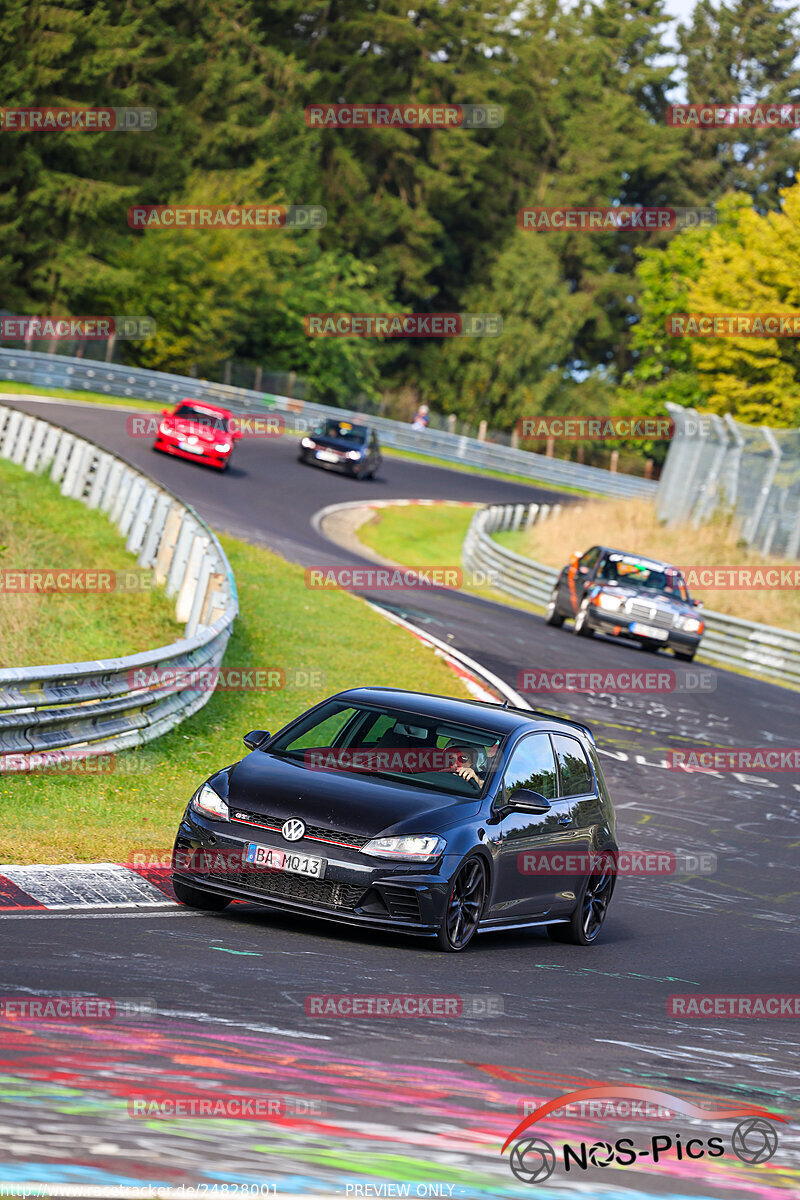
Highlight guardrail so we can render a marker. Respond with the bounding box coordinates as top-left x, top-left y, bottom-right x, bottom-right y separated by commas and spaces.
462, 503, 800, 687
0, 348, 658, 499
0, 404, 238, 770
